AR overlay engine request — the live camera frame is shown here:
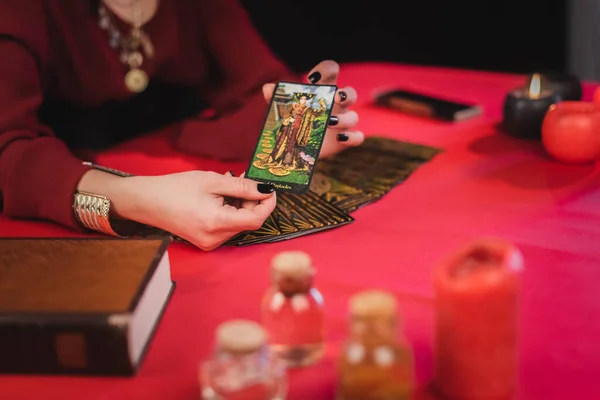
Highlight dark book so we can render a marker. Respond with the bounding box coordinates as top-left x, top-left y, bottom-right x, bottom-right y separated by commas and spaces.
0, 237, 175, 376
